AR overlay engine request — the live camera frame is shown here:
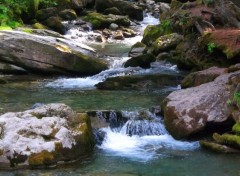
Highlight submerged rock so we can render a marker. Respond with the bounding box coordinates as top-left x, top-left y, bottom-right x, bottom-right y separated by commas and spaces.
163, 71, 240, 139
0, 30, 108, 76
96, 73, 183, 90
0, 104, 94, 169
